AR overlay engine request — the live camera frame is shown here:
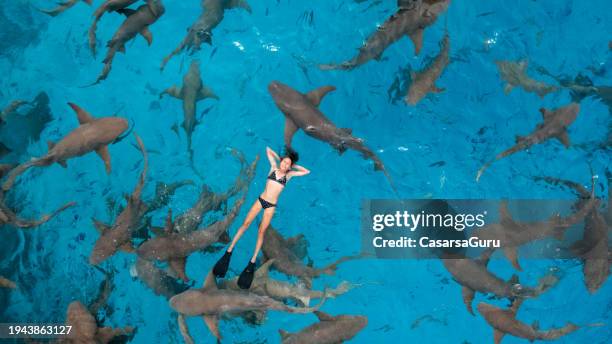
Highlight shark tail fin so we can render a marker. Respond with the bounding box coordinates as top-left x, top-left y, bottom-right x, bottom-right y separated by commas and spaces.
538, 323, 580, 341
12, 201, 76, 229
